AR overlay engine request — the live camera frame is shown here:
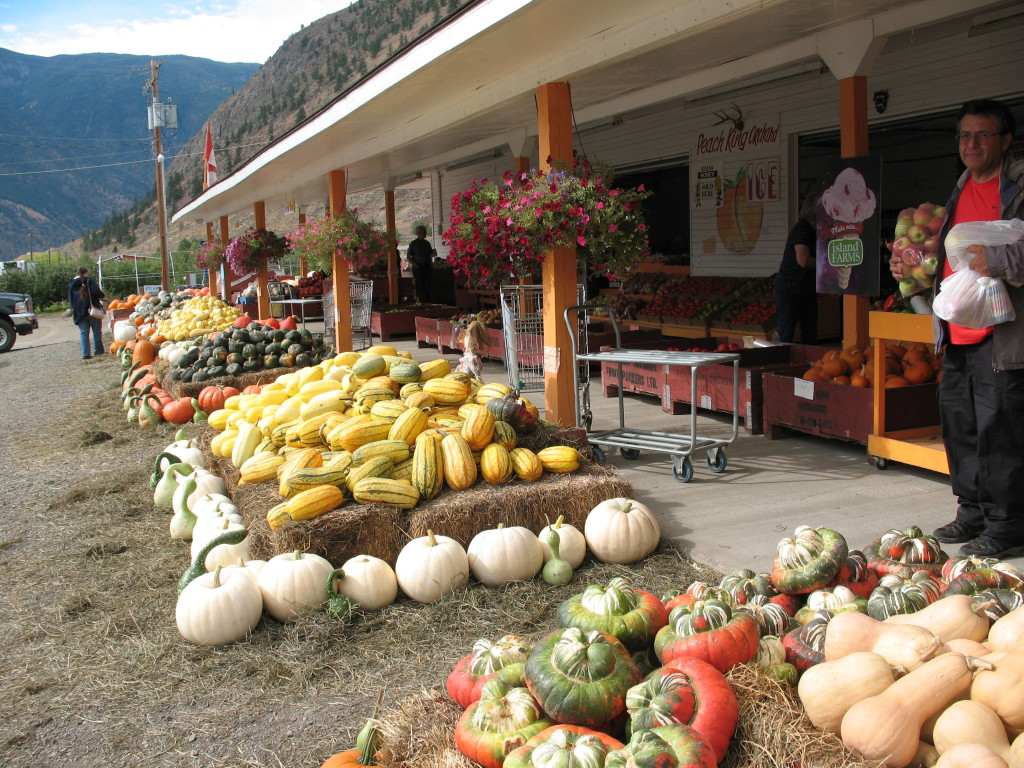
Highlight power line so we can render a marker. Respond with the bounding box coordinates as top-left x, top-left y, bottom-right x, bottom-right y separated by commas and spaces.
0, 141, 270, 176
0, 131, 154, 143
